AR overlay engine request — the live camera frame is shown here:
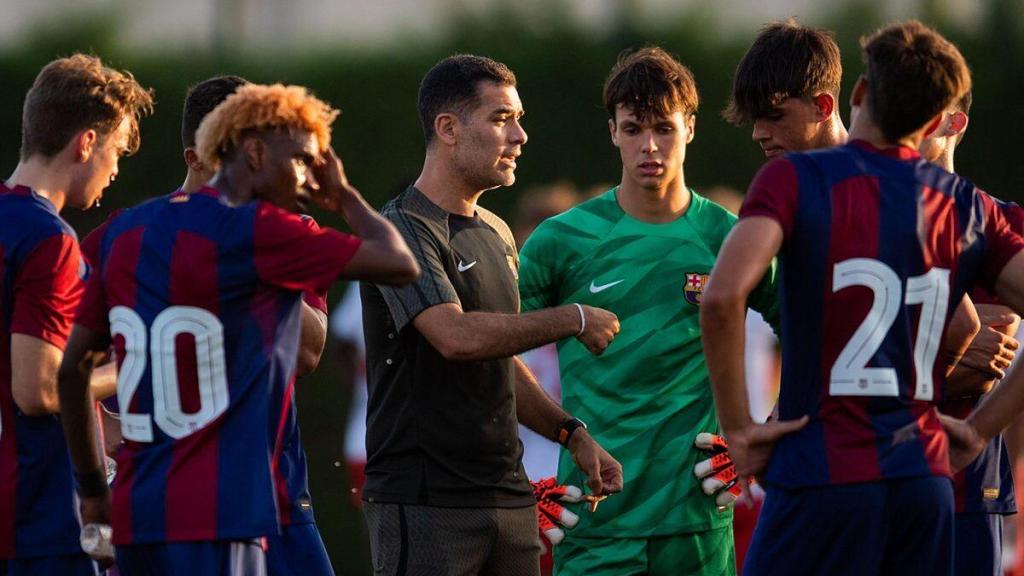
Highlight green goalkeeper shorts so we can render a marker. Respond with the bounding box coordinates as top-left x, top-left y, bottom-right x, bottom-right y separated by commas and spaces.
553, 524, 736, 576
